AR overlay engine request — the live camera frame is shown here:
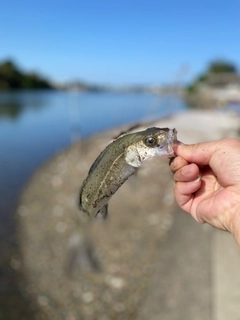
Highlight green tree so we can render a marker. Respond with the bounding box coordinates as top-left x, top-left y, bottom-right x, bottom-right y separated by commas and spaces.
208, 60, 237, 74
0, 60, 22, 89
186, 60, 238, 93
0, 59, 52, 90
